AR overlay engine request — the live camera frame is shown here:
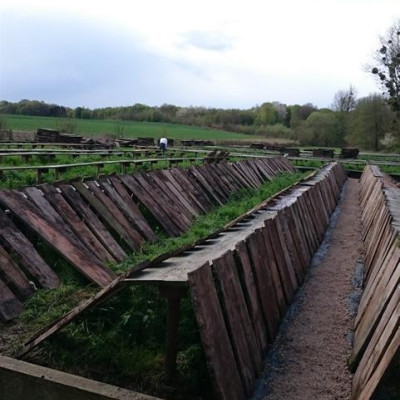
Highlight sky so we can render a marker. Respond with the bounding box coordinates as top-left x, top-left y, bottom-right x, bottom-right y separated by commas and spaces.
0, 0, 398, 110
